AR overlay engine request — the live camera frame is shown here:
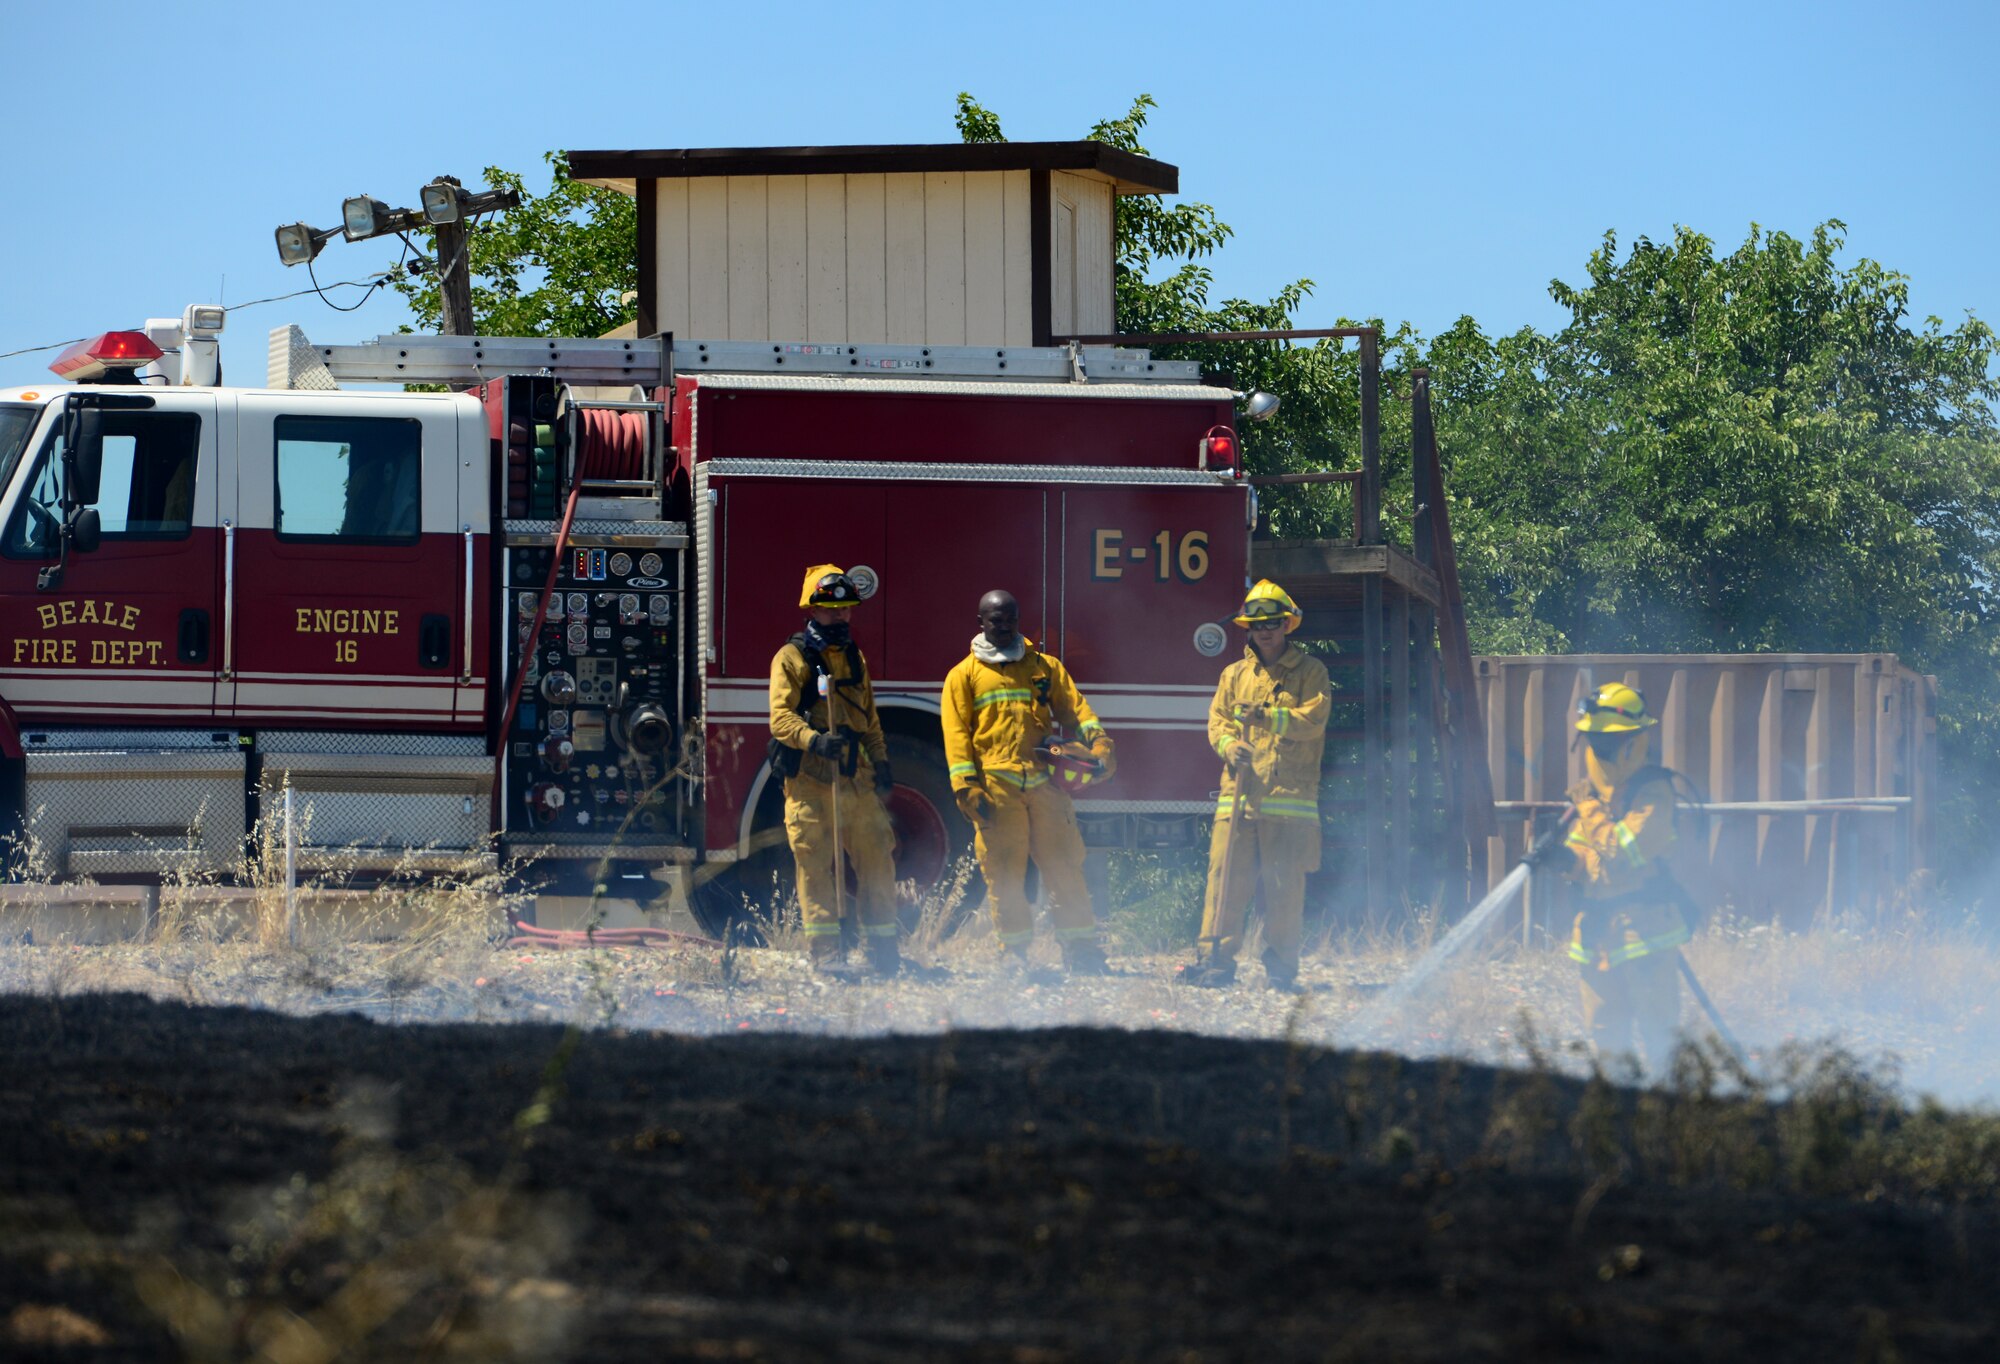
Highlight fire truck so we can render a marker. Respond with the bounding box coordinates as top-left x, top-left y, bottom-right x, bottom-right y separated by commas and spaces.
0, 315, 1258, 932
